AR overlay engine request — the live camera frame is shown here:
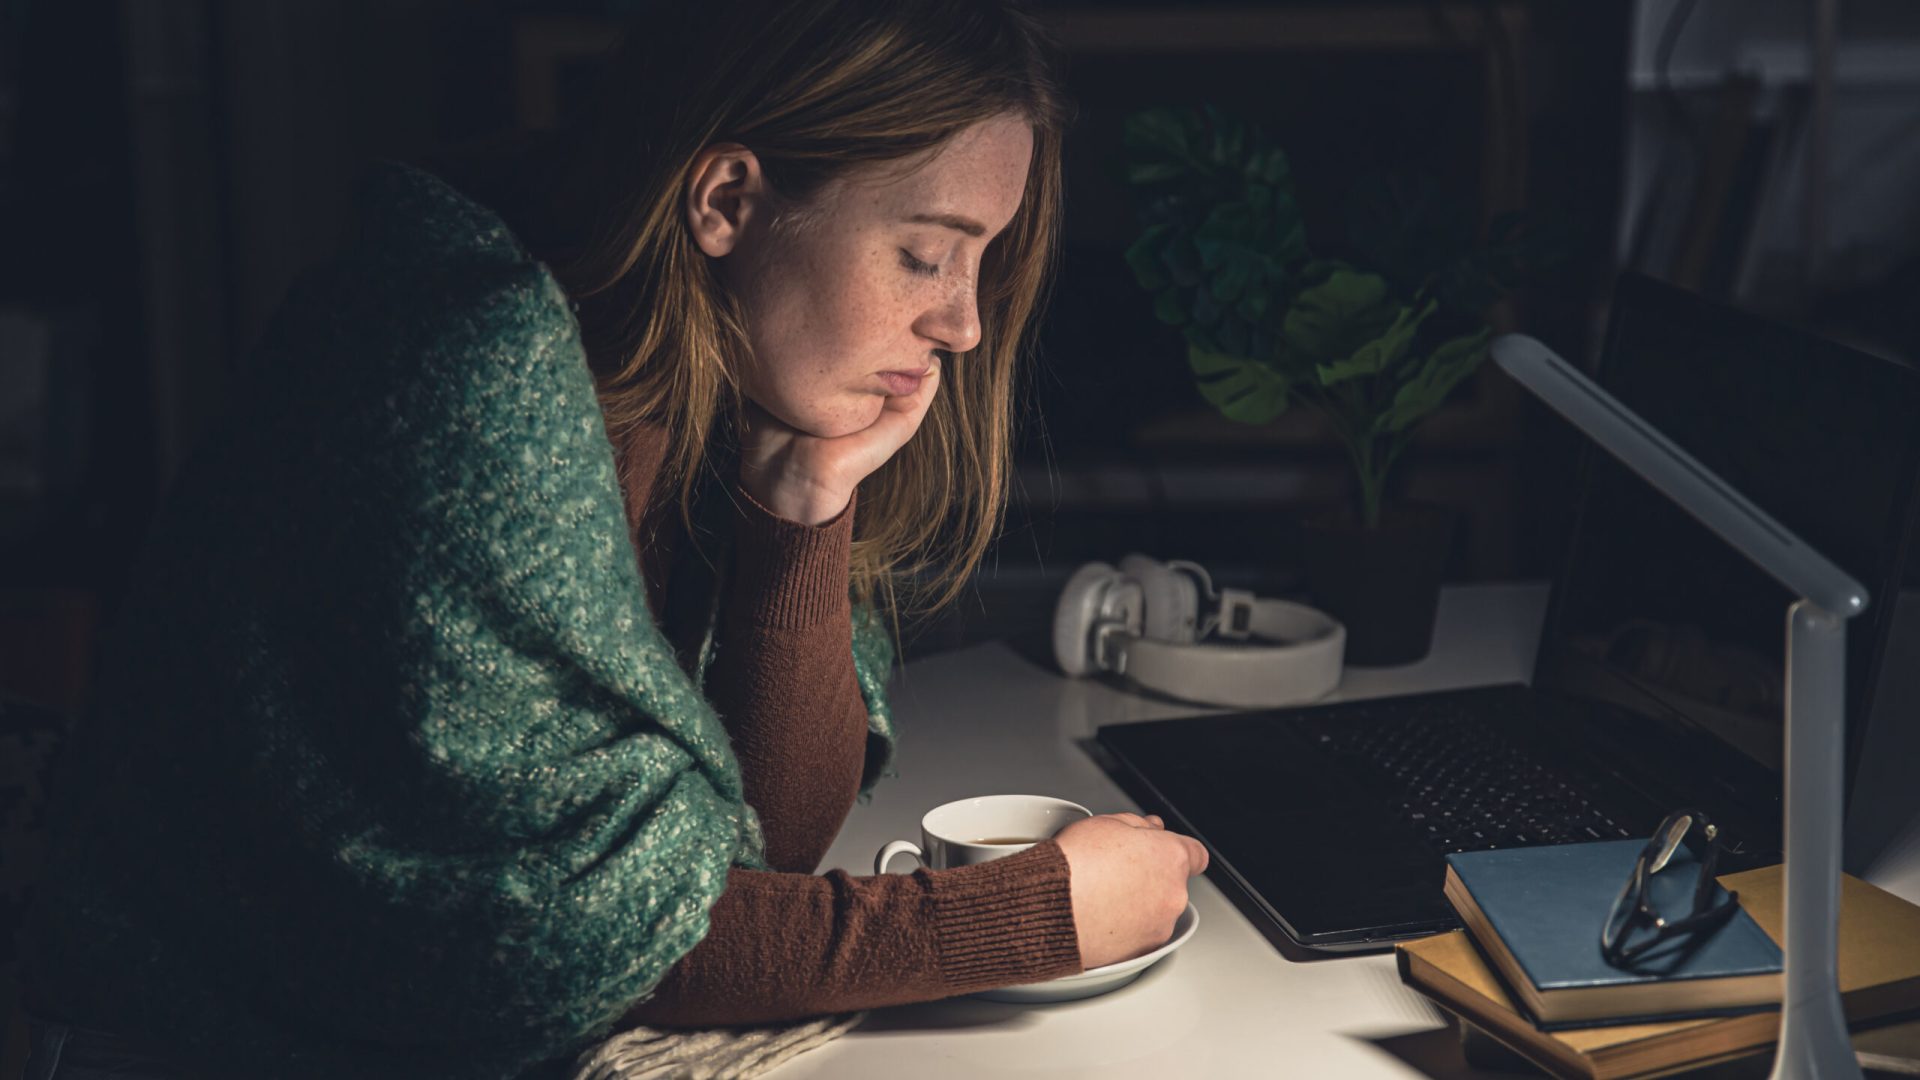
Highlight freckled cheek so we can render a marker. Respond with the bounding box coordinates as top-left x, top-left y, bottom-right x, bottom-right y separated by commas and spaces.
831, 270, 913, 367
770, 247, 916, 403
